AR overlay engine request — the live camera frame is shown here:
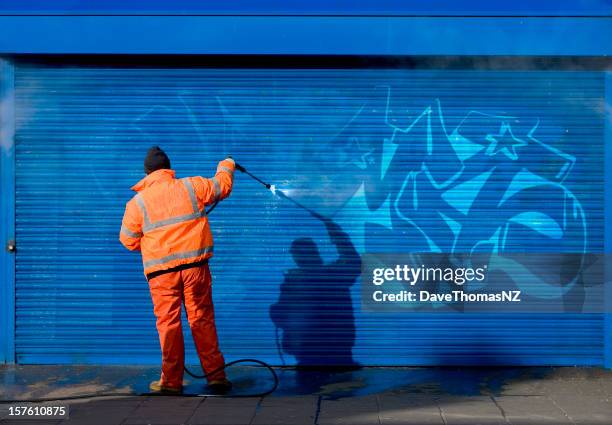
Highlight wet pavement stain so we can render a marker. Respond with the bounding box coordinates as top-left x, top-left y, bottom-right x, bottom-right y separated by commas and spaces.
1, 365, 610, 401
